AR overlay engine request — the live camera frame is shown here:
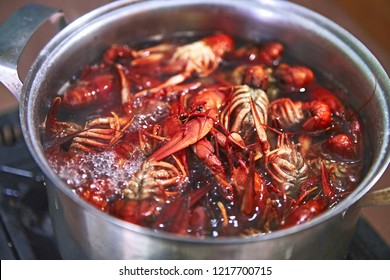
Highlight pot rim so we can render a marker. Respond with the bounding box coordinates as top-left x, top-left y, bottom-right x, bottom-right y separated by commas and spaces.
20, 0, 390, 244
